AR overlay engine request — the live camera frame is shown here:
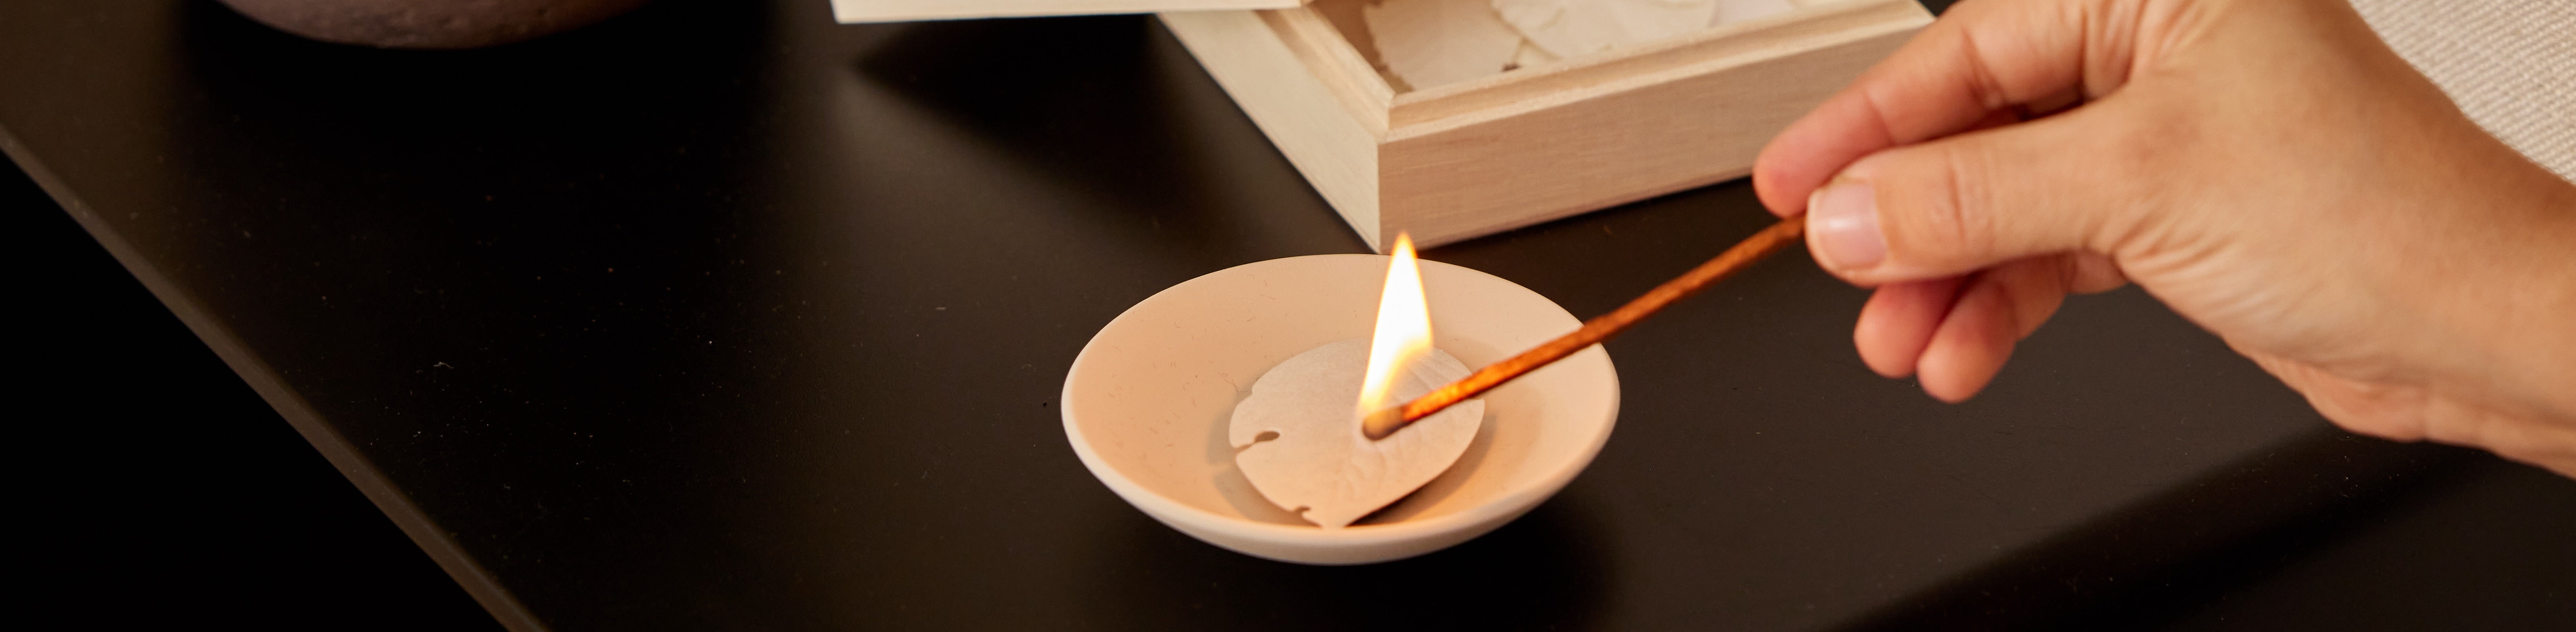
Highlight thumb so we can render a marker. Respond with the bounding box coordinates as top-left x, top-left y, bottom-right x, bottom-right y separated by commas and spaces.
1803, 107, 2146, 285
